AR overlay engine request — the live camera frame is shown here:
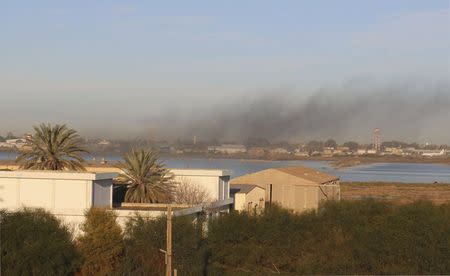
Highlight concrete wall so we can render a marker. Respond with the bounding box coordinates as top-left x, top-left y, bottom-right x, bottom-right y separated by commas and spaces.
52, 209, 165, 236
0, 171, 116, 212
171, 169, 230, 202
